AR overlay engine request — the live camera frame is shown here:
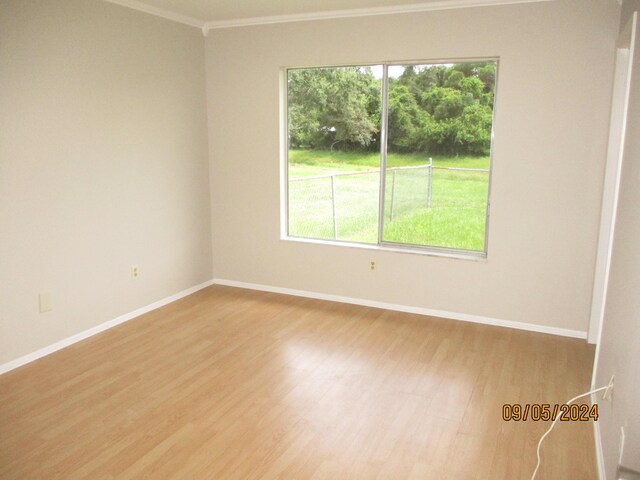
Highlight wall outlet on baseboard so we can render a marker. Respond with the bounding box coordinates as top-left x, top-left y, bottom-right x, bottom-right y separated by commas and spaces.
369, 261, 376, 272
131, 265, 140, 279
